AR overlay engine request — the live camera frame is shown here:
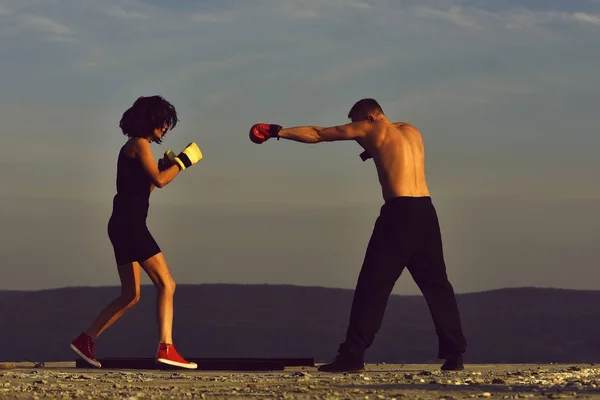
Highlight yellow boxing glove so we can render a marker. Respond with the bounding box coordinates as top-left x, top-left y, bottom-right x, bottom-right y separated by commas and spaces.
165, 142, 202, 171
